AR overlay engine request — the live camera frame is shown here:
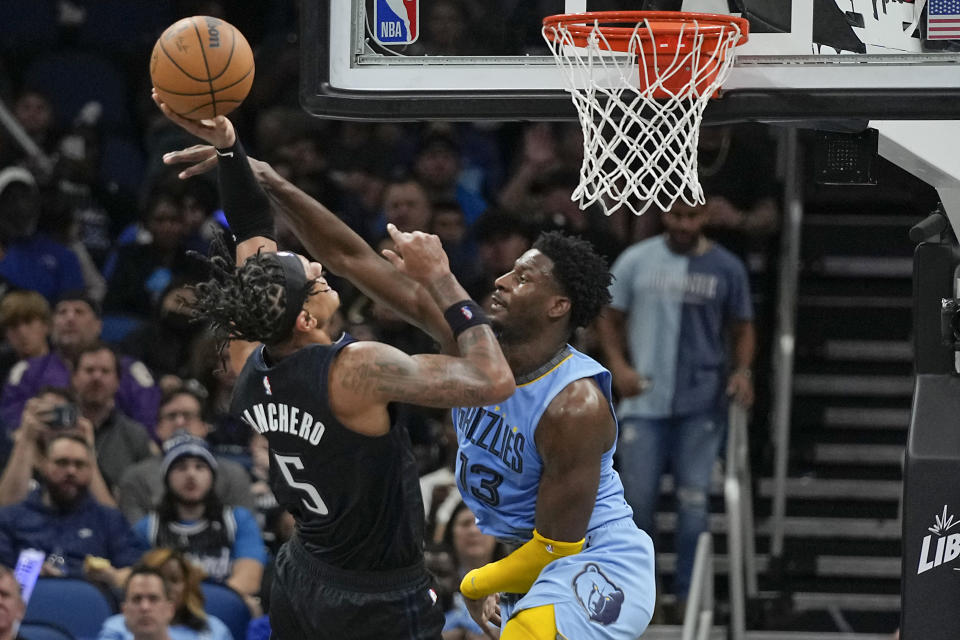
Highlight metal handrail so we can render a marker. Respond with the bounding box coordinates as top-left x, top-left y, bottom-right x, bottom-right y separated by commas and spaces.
682, 531, 714, 640
0, 98, 53, 174
770, 126, 803, 560
725, 402, 759, 640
